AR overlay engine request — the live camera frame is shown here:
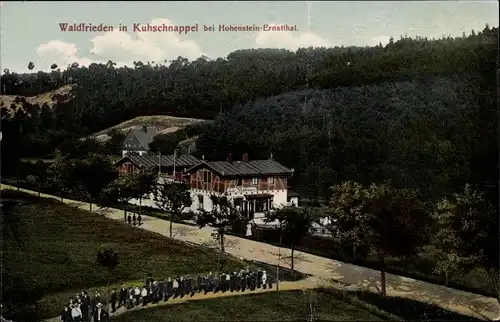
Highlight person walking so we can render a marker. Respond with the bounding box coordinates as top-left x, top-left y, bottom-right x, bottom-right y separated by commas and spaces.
118, 284, 127, 308
141, 286, 148, 306
60, 305, 71, 322
134, 286, 141, 306
262, 271, 268, 289
137, 213, 142, 226
92, 303, 109, 322
110, 289, 117, 313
